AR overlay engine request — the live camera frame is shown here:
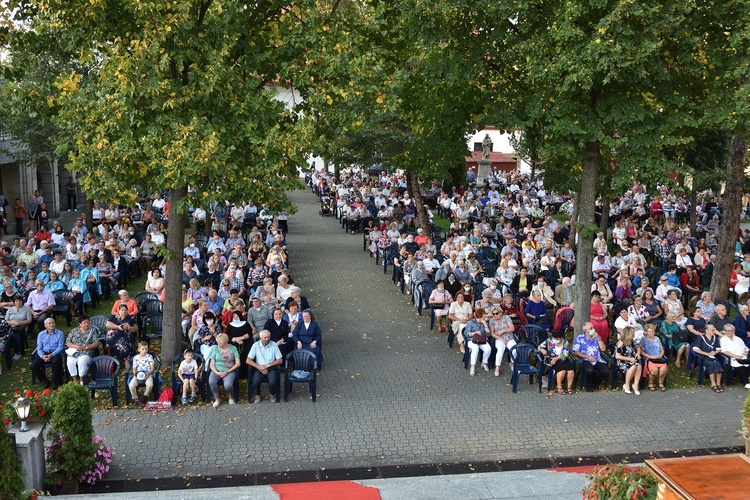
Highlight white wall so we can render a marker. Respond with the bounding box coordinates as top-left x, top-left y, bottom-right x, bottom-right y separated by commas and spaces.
269, 85, 327, 176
